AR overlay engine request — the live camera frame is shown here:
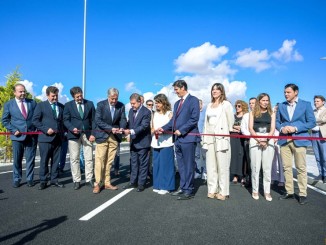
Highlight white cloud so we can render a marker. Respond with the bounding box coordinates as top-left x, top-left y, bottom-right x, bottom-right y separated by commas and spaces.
174, 42, 229, 74
272, 39, 303, 62
125, 81, 141, 93
36, 82, 70, 104
235, 39, 303, 72
20, 79, 36, 96
235, 48, 271, 72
